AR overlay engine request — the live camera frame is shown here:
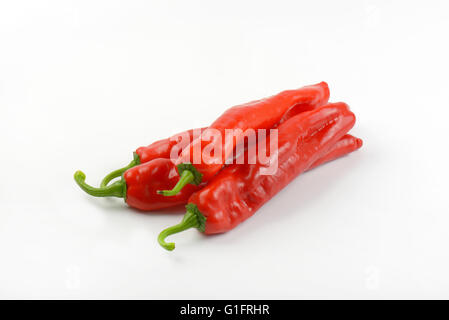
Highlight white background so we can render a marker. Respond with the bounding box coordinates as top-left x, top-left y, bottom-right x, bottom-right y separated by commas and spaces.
1, 0, 448, 299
